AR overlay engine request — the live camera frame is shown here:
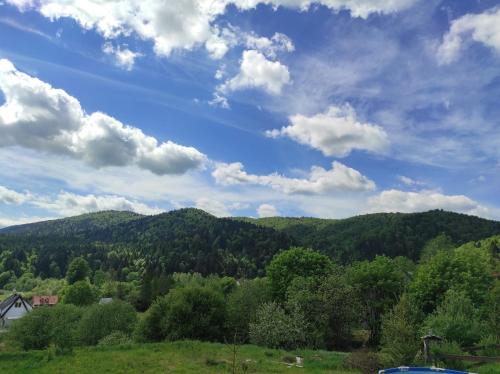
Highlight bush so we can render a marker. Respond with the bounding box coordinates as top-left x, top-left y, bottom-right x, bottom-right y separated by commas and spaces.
8, 304, 82, 352
78, 301, 137, 346
422, 289, 484, 347
135, 285, 226, 343
249, 301, 307, 350
345, 350, 382, 374
63, 280, 97, 306
98, 331, 133, 346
